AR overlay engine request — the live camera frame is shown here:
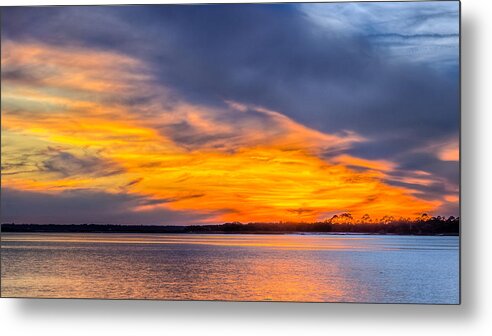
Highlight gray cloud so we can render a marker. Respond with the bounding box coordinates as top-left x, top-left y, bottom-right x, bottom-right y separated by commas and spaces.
0, 188, 214, 225
39, 147, 124, 178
